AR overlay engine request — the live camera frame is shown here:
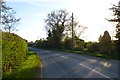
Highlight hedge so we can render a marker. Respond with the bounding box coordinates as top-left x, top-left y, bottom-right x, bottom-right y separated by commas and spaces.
2, 32, 28, 73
